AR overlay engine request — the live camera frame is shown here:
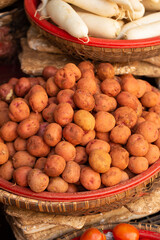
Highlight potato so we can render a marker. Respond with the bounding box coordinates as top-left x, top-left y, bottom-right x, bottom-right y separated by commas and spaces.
109, 142, 122, 151
44, 155, 66, 177
95, 111, 115, 132
144, 144, 160, 165
78, 61, 94, 74
42, 66, 58, 79
126, 134, 149, 157
96, 132, 110, 142
114, 106, 137, 129
37, 122, 49, 137
86, 139, 110, 154
9, 98, 30, 122
17, 117, 40, 139
0, 160, 14, 180
29, 112, 43, 123
34, 157, 47, 170
101, 167, 122, 187
48, 96, 58, 105
63, 123, 84, 145
128, 156, 149, 174
81, 69, 95, 79
94, 94, 117, 112
14, 77, 31, 97
80, 166, 101, 190
77, 77, 97, 95
143, 112, 160, 129
43, 123, 62, 147
42, 103, 57, 123
144, 81, 152, 92
74, 110, 95, 131
6, 142, 16, 157
14, 137, 27, 151
136, 121, 159, 143
89, 149, 111, 173
120, 74, 139, 96
96, 62, 115, 81
100, 79, 121, 97
110, 147, 129, 170
0, 83, 14, 103
8, 77, 18, 86
149, 105, 160, 116
81, 130, 96, 146
57, 89, 75, 108
64, 63, 81, 81
0, 100, 8, 108
0, 108, 10, 127
12, 151, 36, 169
116, 91, 139, 111
36, 77, 46, 89
27, 168, 49, 193
47, 177, 68, 193
46, 77, 59, 97
137, 79, 147, 98
27, 77, 39, 87
55, 141, 76, 161
73, 89, 95, 111
27, 136, 50, 157
0, 121, 18, 141
141, 91, 158, 108
53, 103, 74, 126
54, 67, 76, 89
74, 146, 88, 164
110, 125, 131, 145
66, 183, 78, 193
29, 88, 48, 113
62, 161, 80, 183
154, 129, 160, 148
13, 166, 32, 187
120, 170, 129, 182
132, 117, 145, 133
